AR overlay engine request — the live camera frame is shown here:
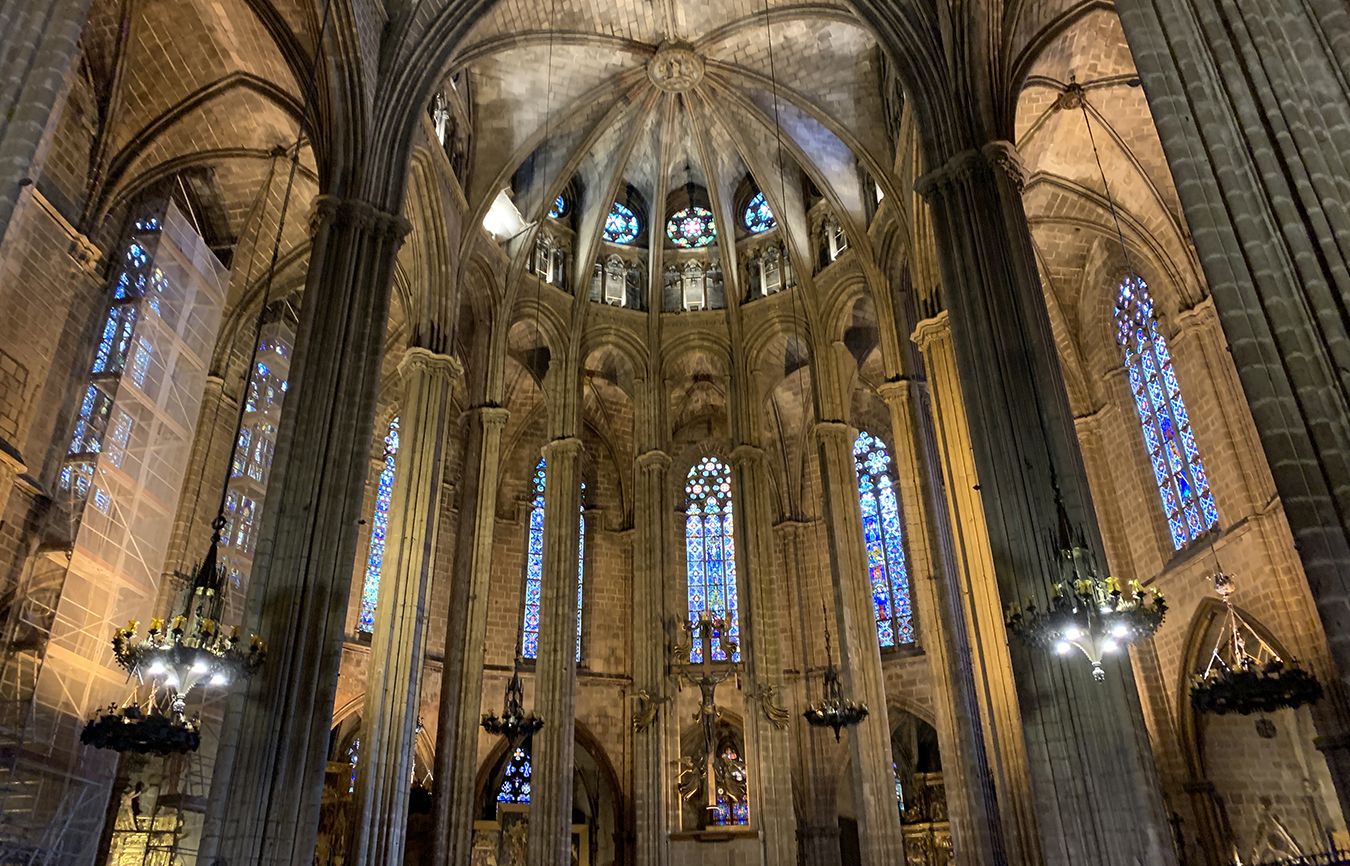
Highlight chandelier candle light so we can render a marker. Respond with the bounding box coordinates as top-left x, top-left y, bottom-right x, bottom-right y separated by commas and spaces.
1191, 572, 1322, 718
804, 608, 869, 740
1005, 497, 1167, 682
481, 654, 545, 745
